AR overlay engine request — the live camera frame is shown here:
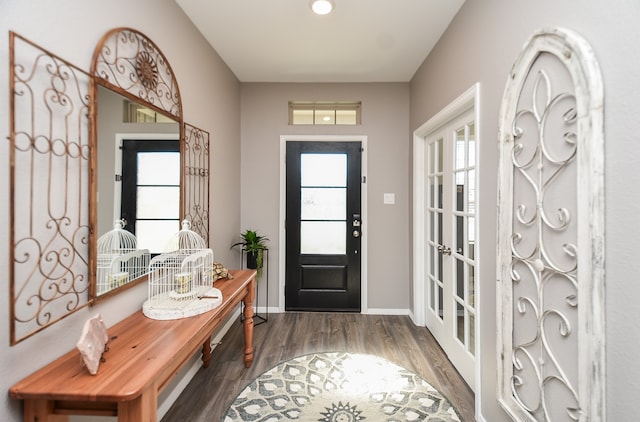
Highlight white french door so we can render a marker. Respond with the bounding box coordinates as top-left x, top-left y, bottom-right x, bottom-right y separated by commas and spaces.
424, 110, 476, 389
